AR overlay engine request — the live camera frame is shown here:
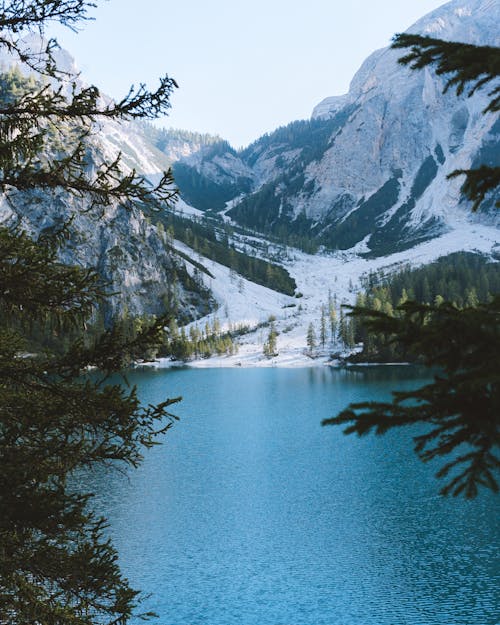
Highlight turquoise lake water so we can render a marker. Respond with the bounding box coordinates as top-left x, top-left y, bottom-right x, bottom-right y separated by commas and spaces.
85, 366, 499, 625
